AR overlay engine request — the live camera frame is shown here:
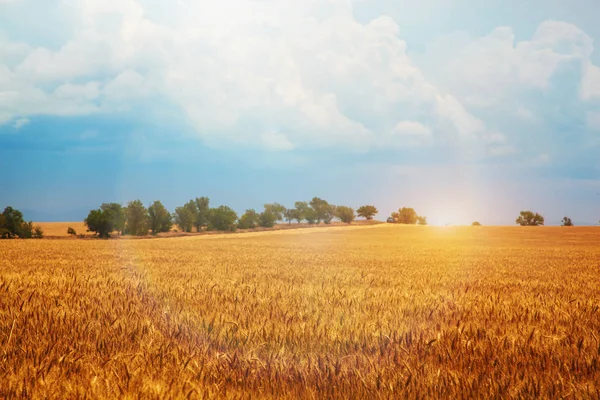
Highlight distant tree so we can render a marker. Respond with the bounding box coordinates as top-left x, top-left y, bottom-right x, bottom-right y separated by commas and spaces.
193, 197, 210, 232
174, 206, 195, 233
304, 208, 318, 224
33, 226, 44, 239
259, 209, 278, 228
67, 227, 77, 236
336, 206, 355, 224
516, 211, 544, 226
85, 209, 114, 238
100, 203, 125, 235
356, 205, 378, 220
397, 207, 419, 224
1, 207, 25, 238
259, 203, 287, 228
0, 214, 8, 238
238, 209, 260, 229
148, 200, 172, 234
208, 206, 238, 231
18, 221, 34, 239
417, 216, 428, 225
125, 200, 149, 236
294, 201, 311, 223
310, 197, 334, 224
390, 212, 399, 223
283, 209, 295, 225
561, 217, 573, 227
471, 221, 482, 226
